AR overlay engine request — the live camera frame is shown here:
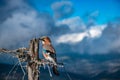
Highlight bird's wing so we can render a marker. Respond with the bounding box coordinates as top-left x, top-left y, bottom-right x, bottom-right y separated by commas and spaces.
43, 45, 57, 62
43, 45, 56, 54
